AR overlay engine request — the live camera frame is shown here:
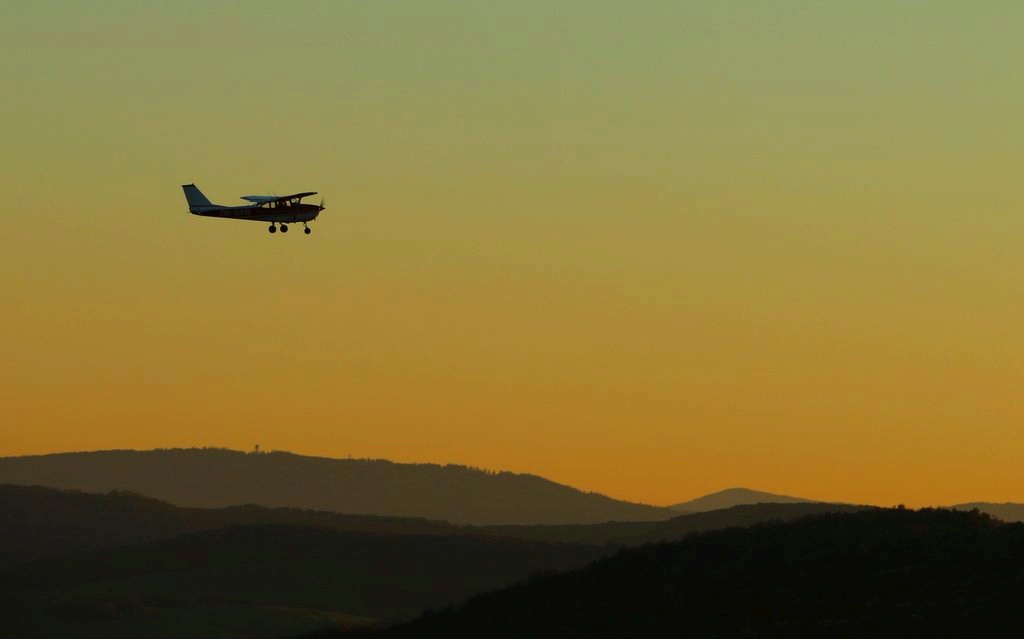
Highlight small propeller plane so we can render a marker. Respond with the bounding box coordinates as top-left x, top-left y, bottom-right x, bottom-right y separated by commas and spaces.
182, 184, 325, 234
